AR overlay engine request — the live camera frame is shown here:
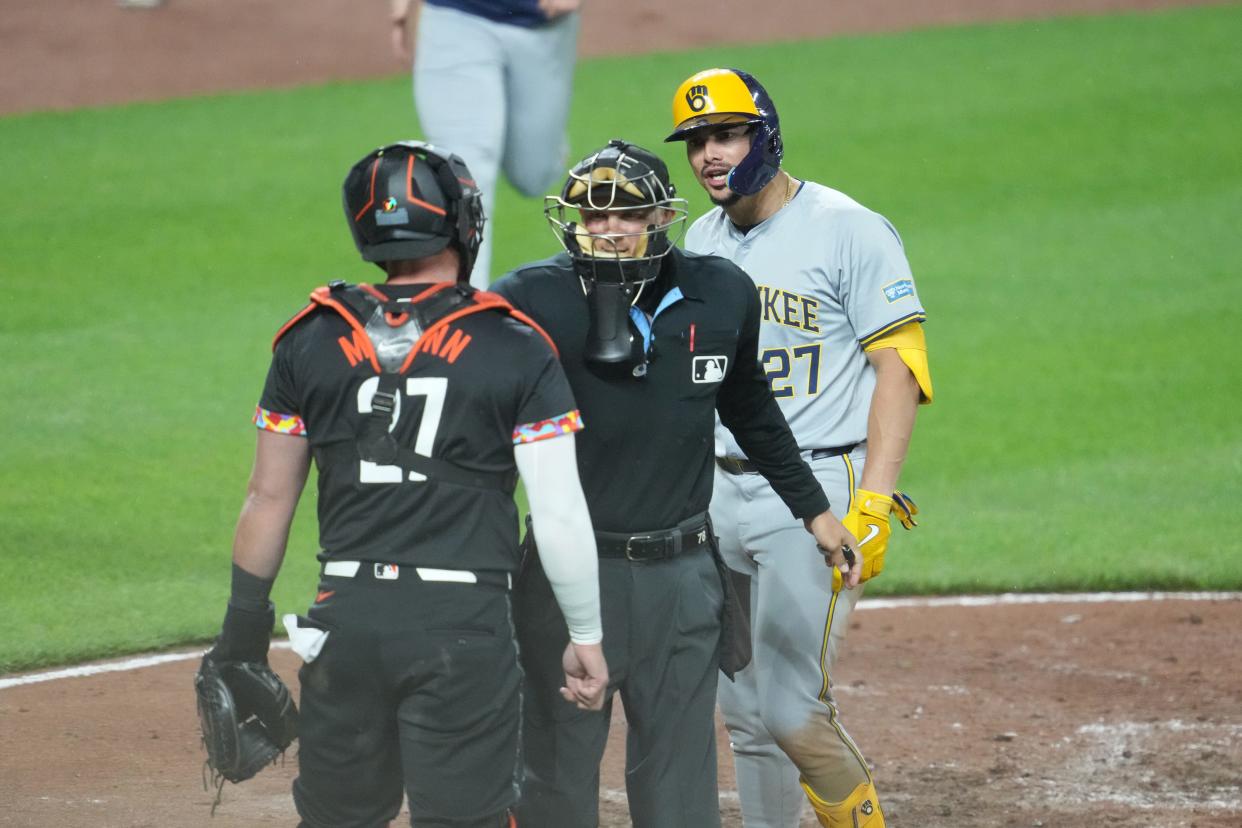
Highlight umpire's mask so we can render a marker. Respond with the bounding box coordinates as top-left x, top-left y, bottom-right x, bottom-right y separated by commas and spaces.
545, 139, 688, 365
